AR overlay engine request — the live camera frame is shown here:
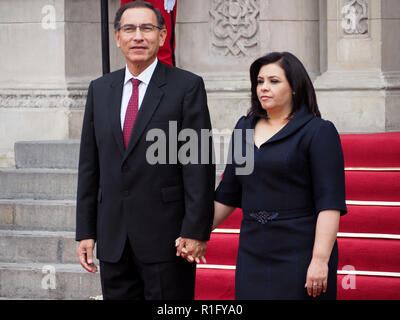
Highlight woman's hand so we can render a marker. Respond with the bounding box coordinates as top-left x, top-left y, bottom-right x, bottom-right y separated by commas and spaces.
305, 258, 329, 298
175, 237, 207, 264
305, 210, 340, 298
